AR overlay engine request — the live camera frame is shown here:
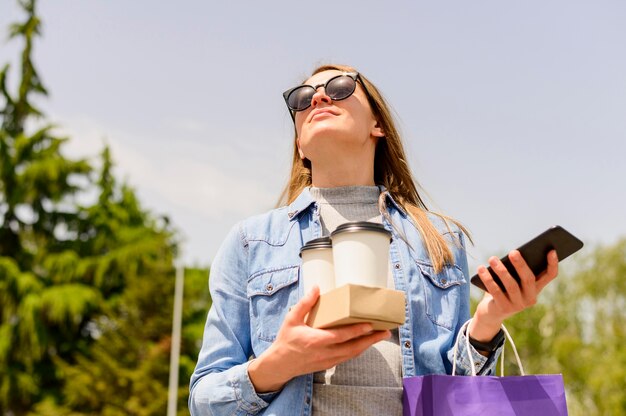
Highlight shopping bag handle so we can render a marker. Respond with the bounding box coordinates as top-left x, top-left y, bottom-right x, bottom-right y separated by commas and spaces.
452, 319, 525, 377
